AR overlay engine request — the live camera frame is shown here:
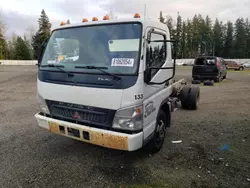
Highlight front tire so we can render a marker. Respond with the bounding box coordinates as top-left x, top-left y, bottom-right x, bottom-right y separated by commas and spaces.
146, 110, 167, 154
